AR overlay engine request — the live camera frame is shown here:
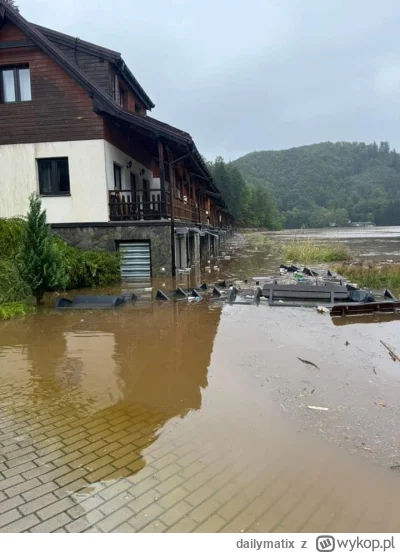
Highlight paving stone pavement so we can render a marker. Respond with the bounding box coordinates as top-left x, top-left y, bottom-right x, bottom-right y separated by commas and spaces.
2, 382, 400, 534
